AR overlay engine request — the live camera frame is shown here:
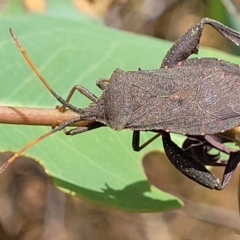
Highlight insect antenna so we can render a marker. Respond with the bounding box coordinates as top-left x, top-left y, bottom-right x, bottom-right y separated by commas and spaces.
0, 116, 82, 173
0, 129, 55, 174
9, 28, 81, 113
